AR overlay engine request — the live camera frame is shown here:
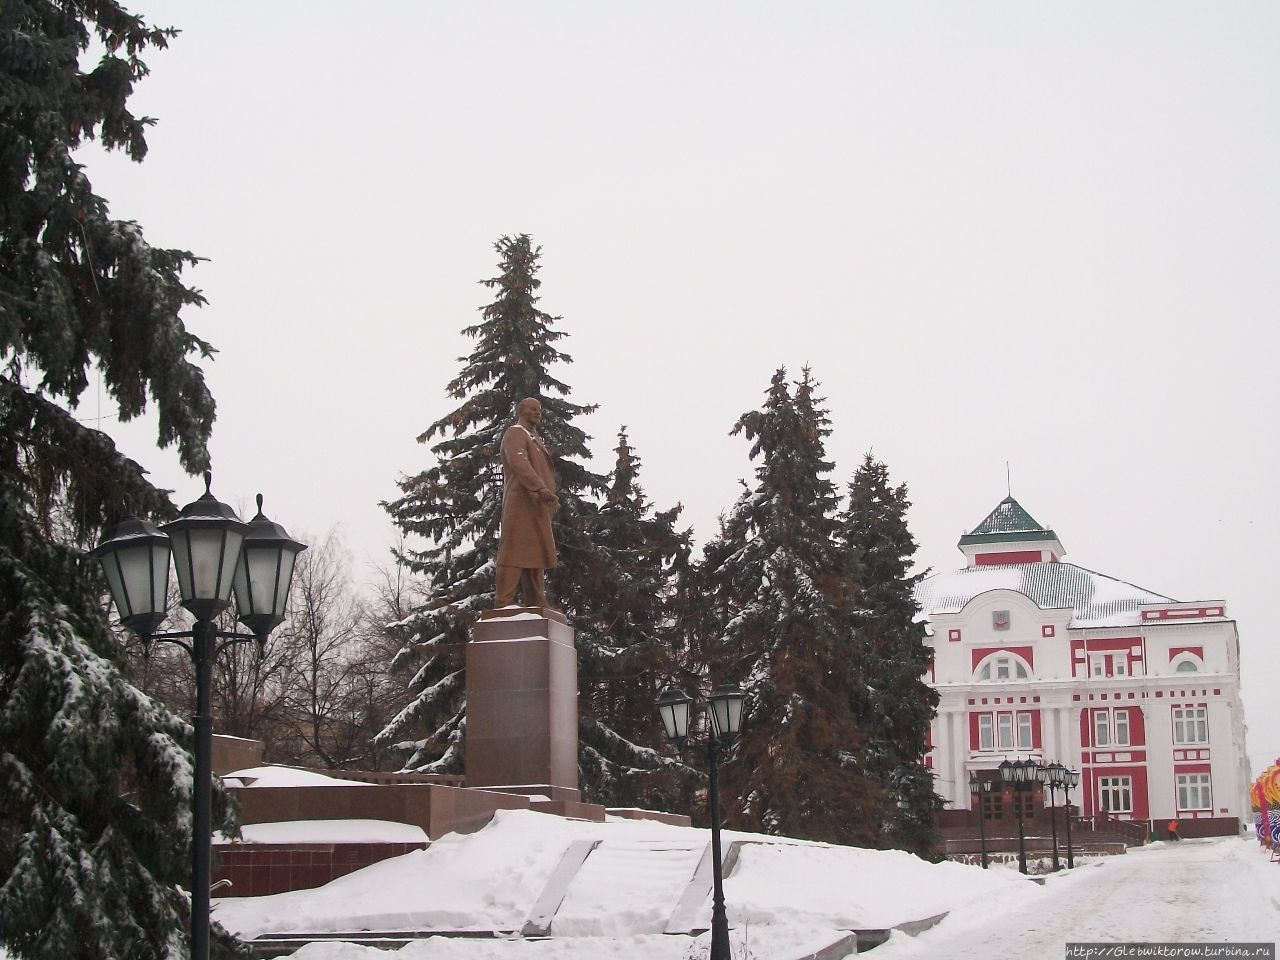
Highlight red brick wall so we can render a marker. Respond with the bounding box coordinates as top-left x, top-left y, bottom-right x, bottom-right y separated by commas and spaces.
213, 841, 427, 897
